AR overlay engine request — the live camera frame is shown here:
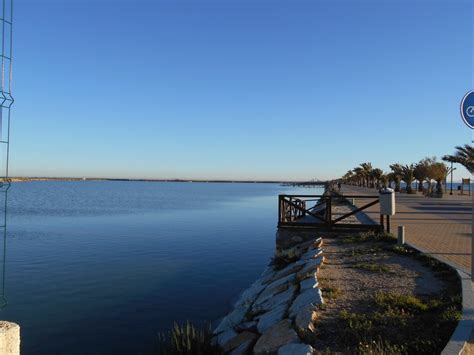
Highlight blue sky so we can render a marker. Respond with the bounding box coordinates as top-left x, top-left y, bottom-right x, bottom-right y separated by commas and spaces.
9, 0, 473, 180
